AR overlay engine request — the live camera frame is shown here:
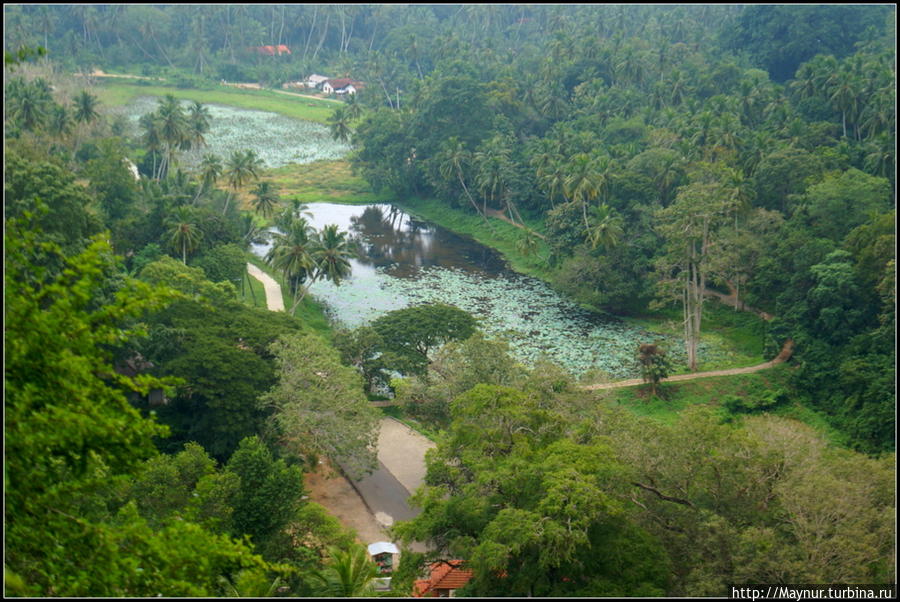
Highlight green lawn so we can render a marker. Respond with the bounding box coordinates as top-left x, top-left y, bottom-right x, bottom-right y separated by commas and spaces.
594, 363, 847, 446
265, 160, 391, 205
95, 80, 338, 124
623, 300, 768, 373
